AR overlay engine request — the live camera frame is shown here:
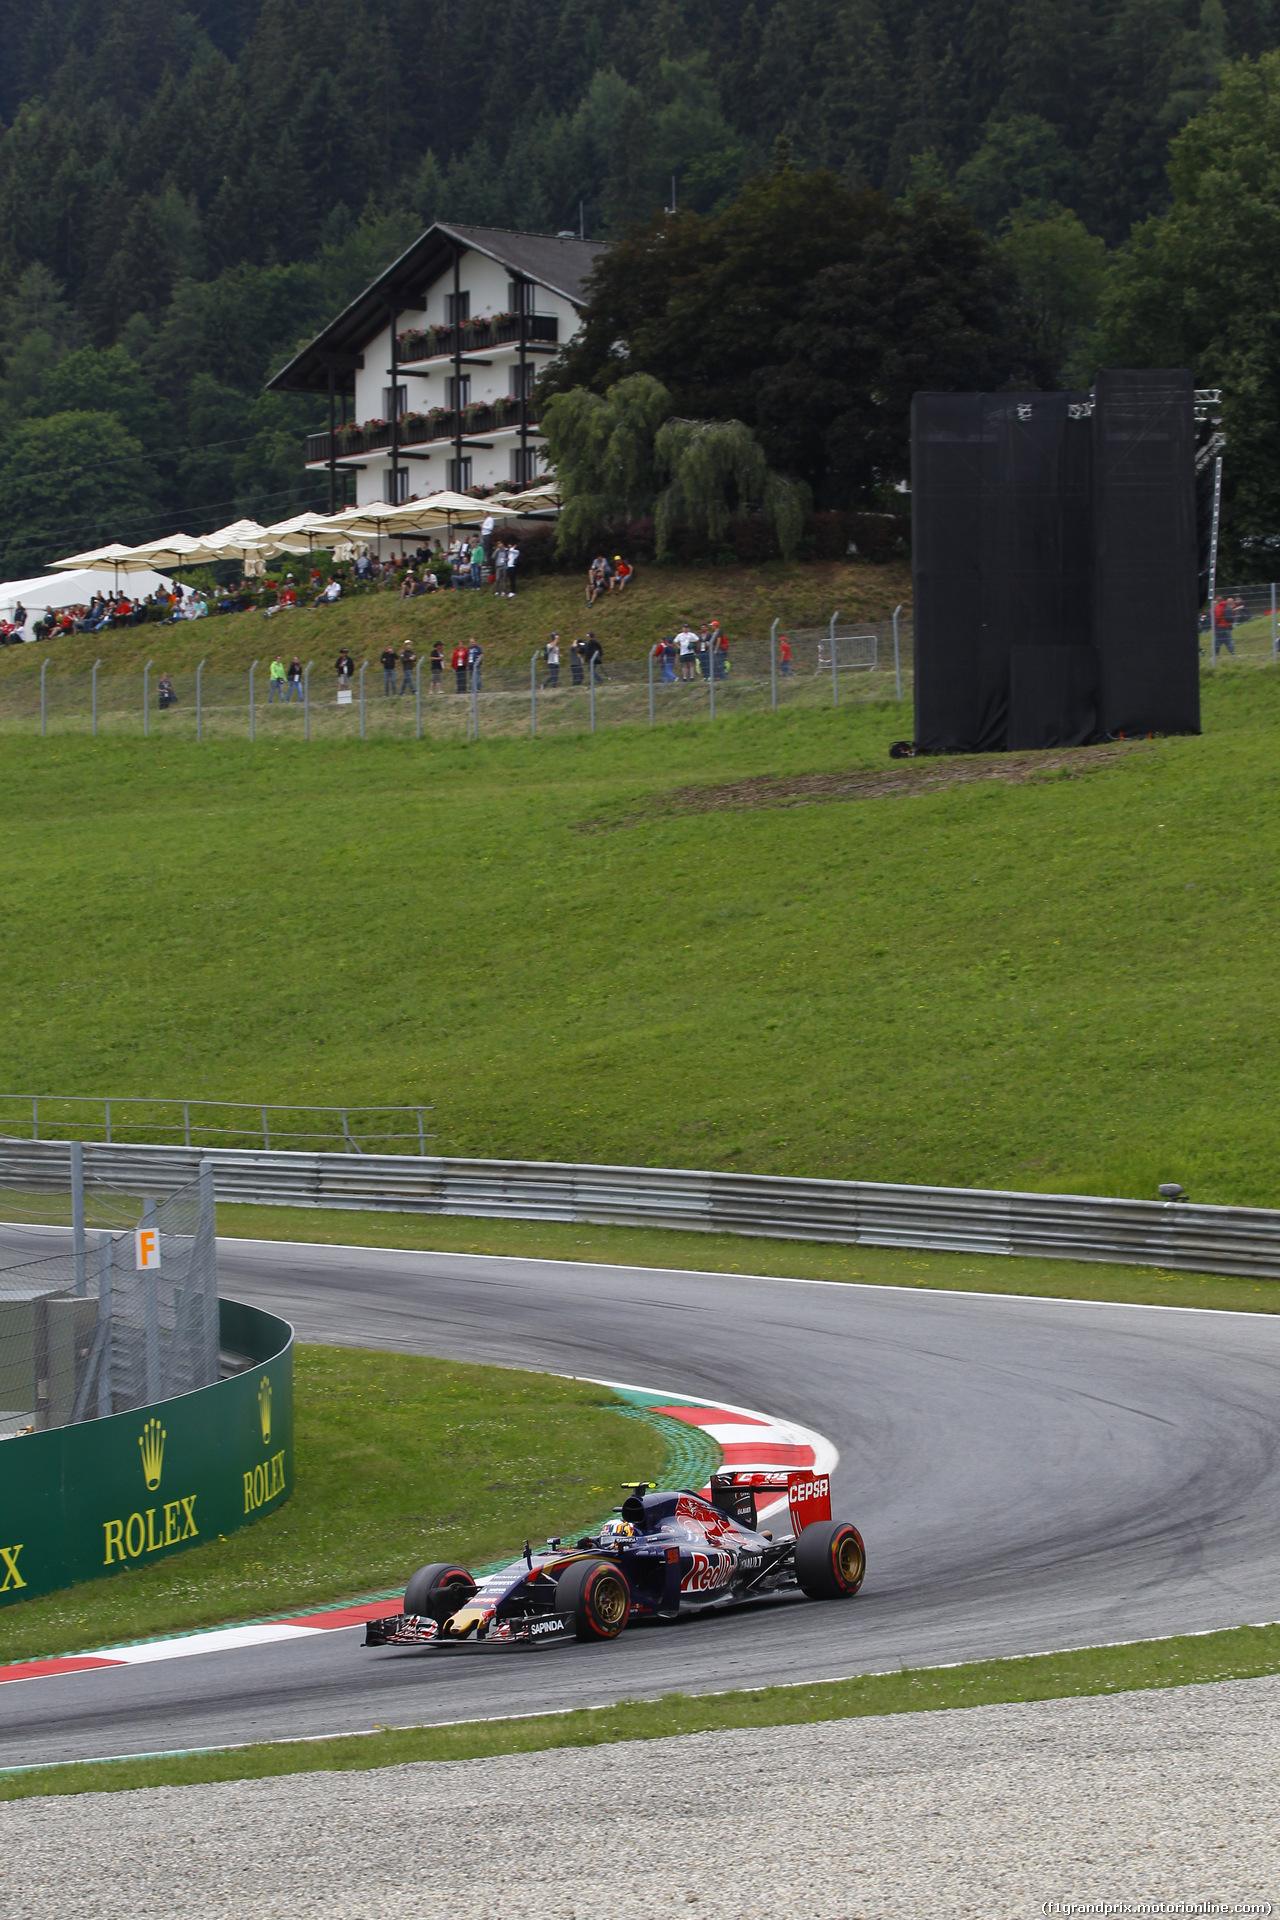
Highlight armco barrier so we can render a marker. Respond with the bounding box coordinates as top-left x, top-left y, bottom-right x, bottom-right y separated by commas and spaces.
2, 1139, 1280, 1281
0, 1298, 292, 1606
